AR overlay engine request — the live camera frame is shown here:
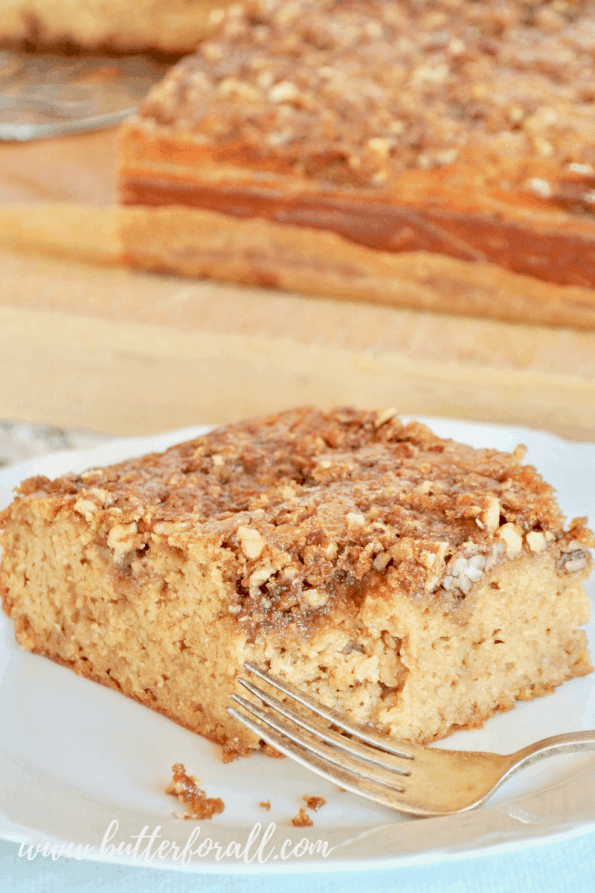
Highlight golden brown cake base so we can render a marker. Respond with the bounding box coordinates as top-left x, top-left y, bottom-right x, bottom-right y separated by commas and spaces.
0, 408, 593, 757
